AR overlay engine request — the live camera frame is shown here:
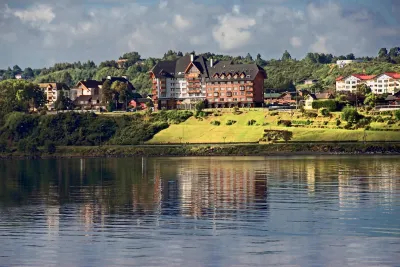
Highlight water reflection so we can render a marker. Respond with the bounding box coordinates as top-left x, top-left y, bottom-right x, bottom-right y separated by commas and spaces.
0, 156, 399, 267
